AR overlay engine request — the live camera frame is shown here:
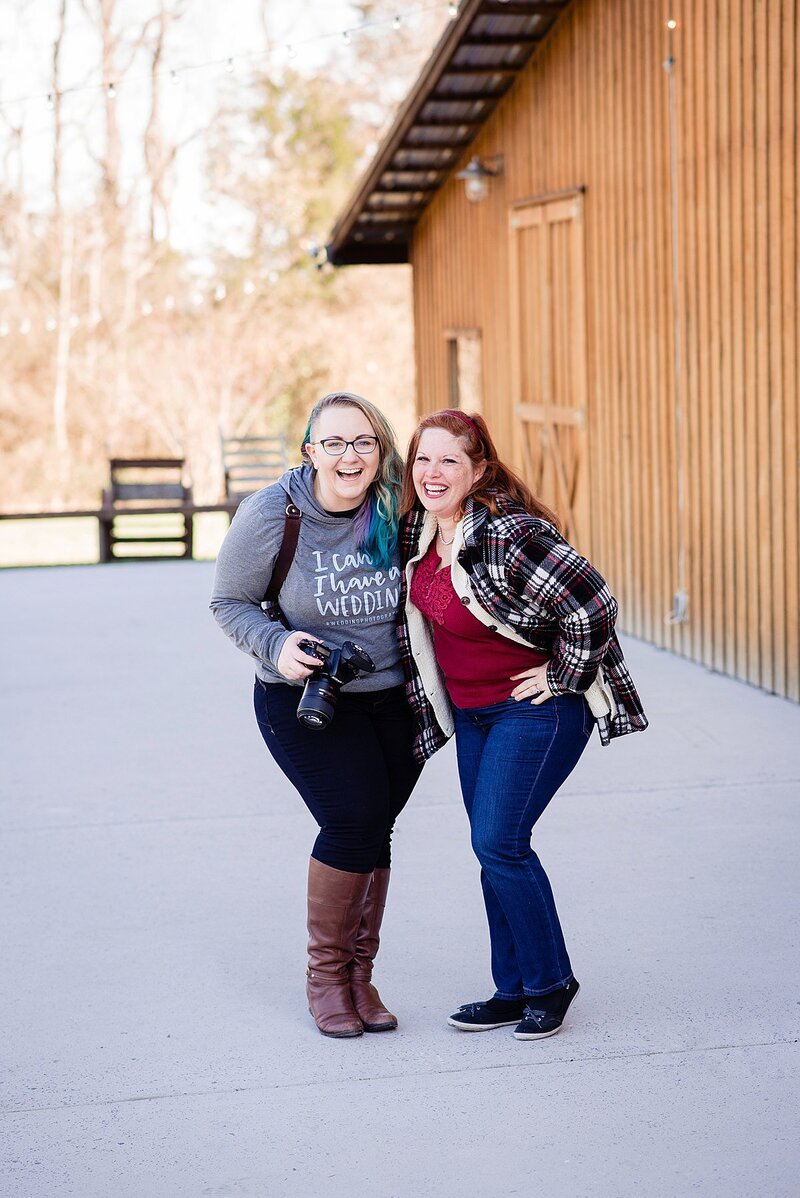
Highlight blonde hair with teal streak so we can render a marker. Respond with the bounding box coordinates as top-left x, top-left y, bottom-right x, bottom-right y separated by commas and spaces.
302, 392, 403, 571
